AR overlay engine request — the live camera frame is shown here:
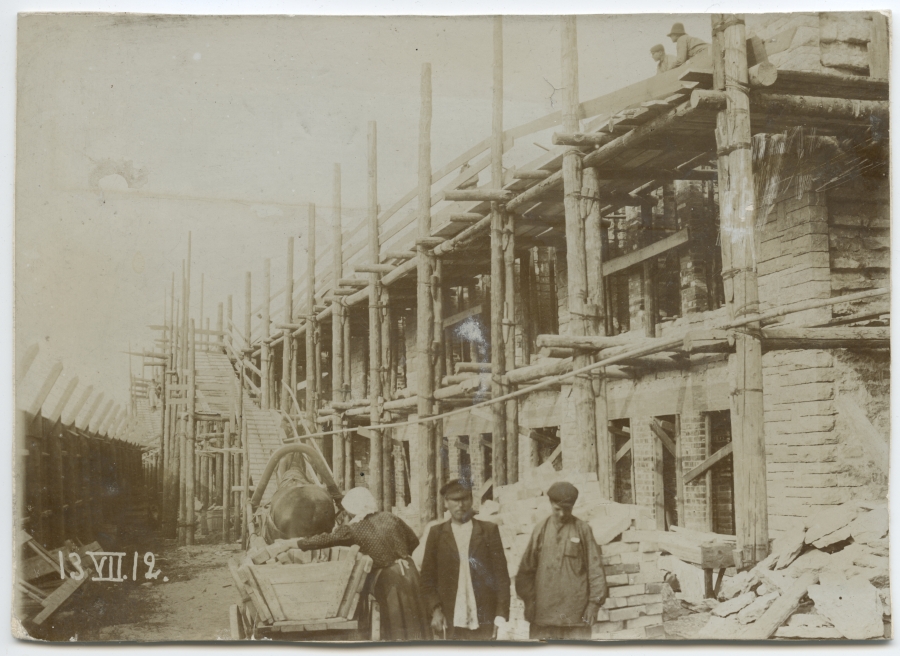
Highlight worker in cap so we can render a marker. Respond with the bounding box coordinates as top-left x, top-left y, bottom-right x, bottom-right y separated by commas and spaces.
667, 21, 710, 69
515, 481, 607, 640
650, 43, 676, 75
420, 478, 510, 640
